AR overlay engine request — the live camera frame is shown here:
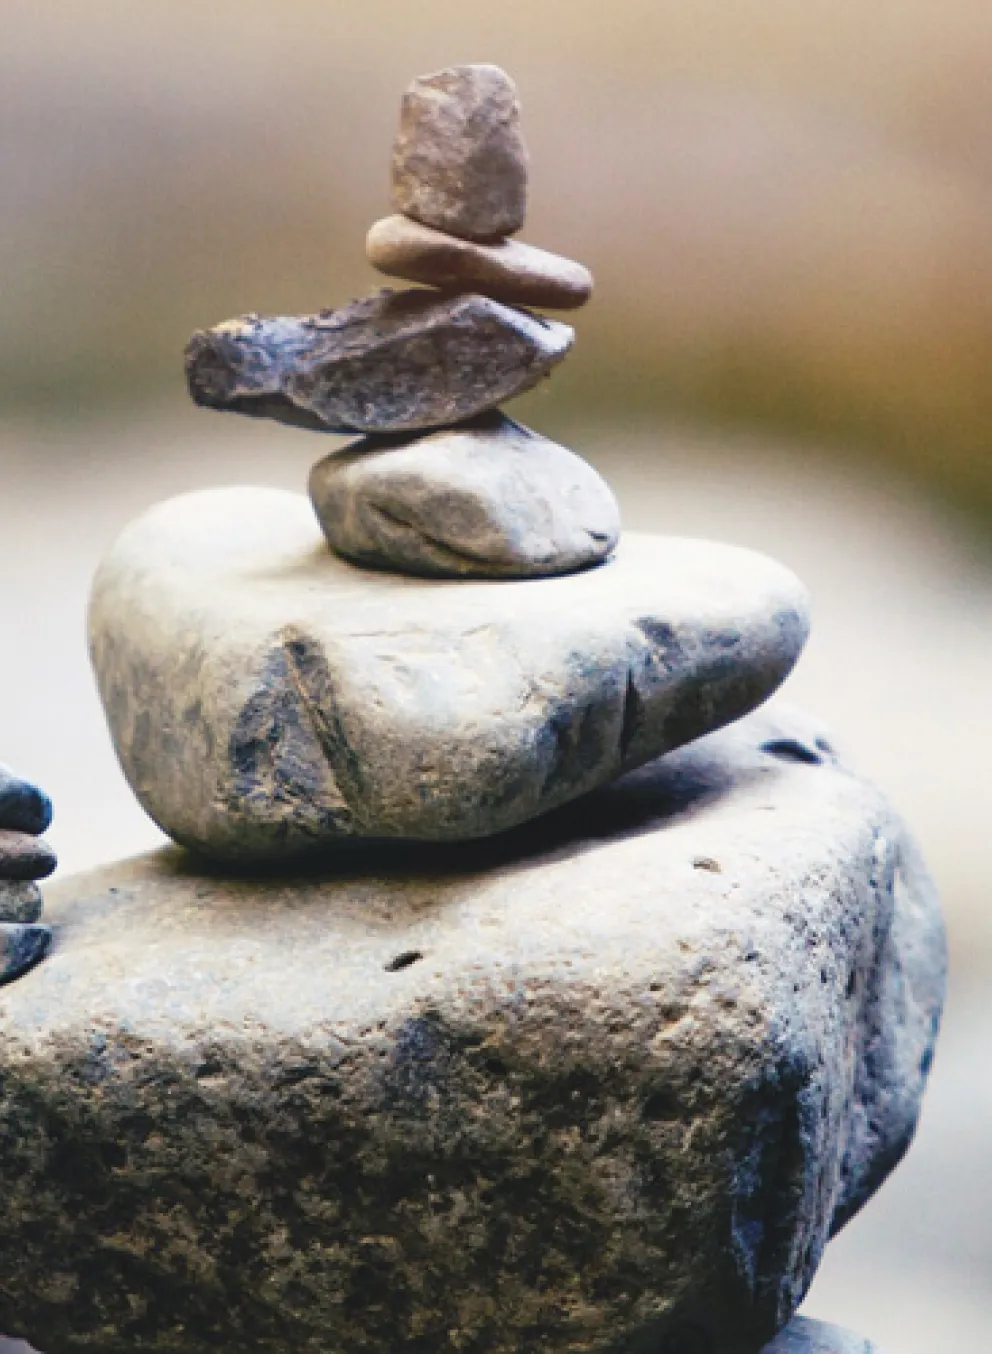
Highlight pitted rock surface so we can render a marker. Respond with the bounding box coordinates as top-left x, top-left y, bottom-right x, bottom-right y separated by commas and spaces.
366, 215, 593, 310
0, 708, 944, 1354
308, 414, 620, 579
391, 64, 528, 241
88, 487, 808, 862
185, 290, 573, 435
